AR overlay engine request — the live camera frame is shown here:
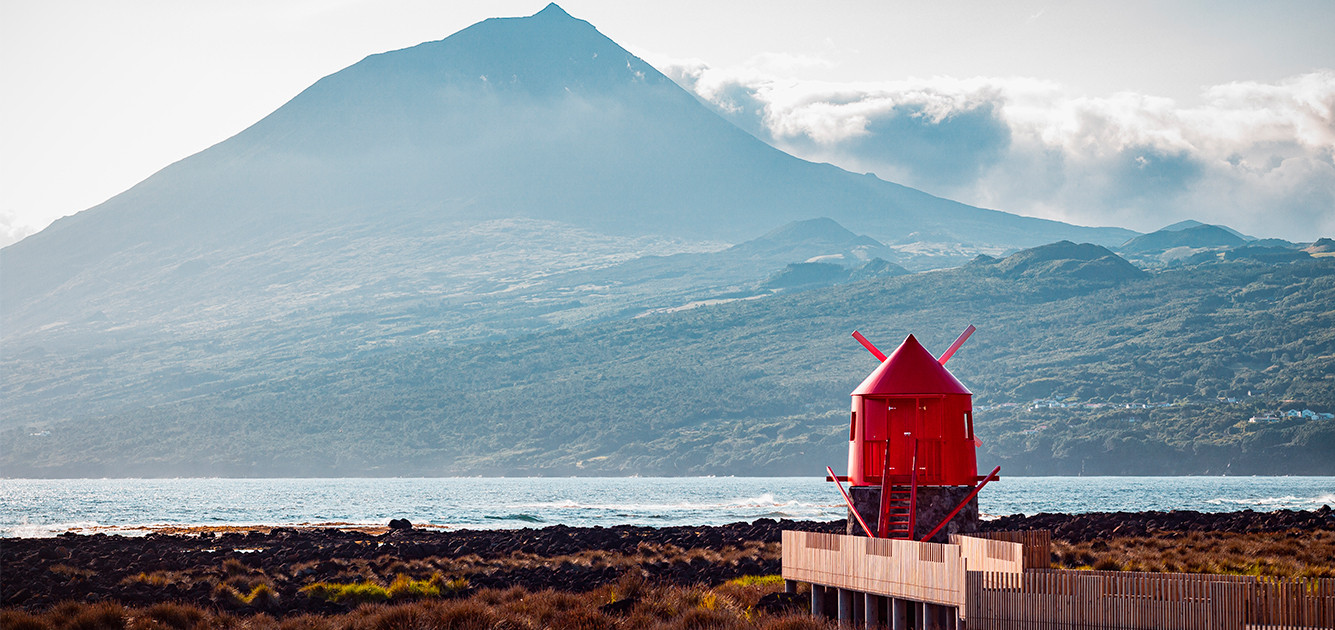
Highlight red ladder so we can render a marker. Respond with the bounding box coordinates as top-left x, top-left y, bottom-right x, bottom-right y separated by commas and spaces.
876, 439, 918, 539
